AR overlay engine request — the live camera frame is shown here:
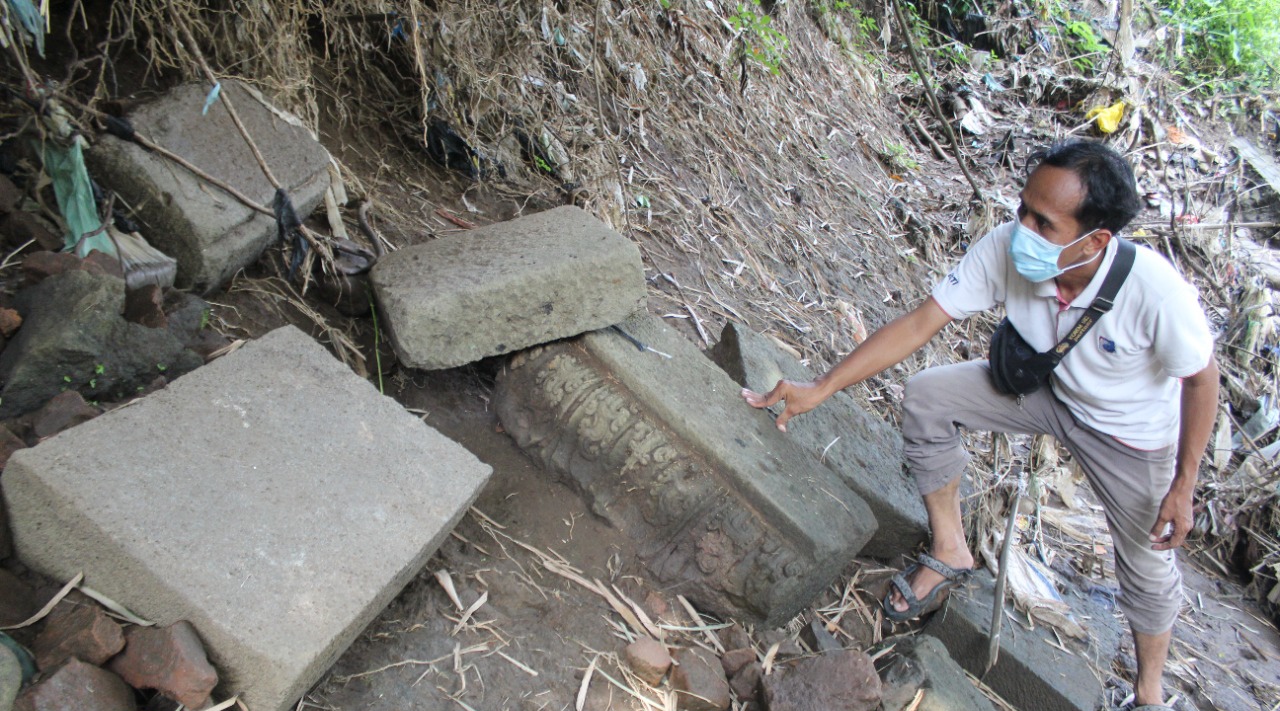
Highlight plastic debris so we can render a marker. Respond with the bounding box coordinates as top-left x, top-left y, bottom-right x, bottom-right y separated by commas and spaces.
1085, 101, 1126, 134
